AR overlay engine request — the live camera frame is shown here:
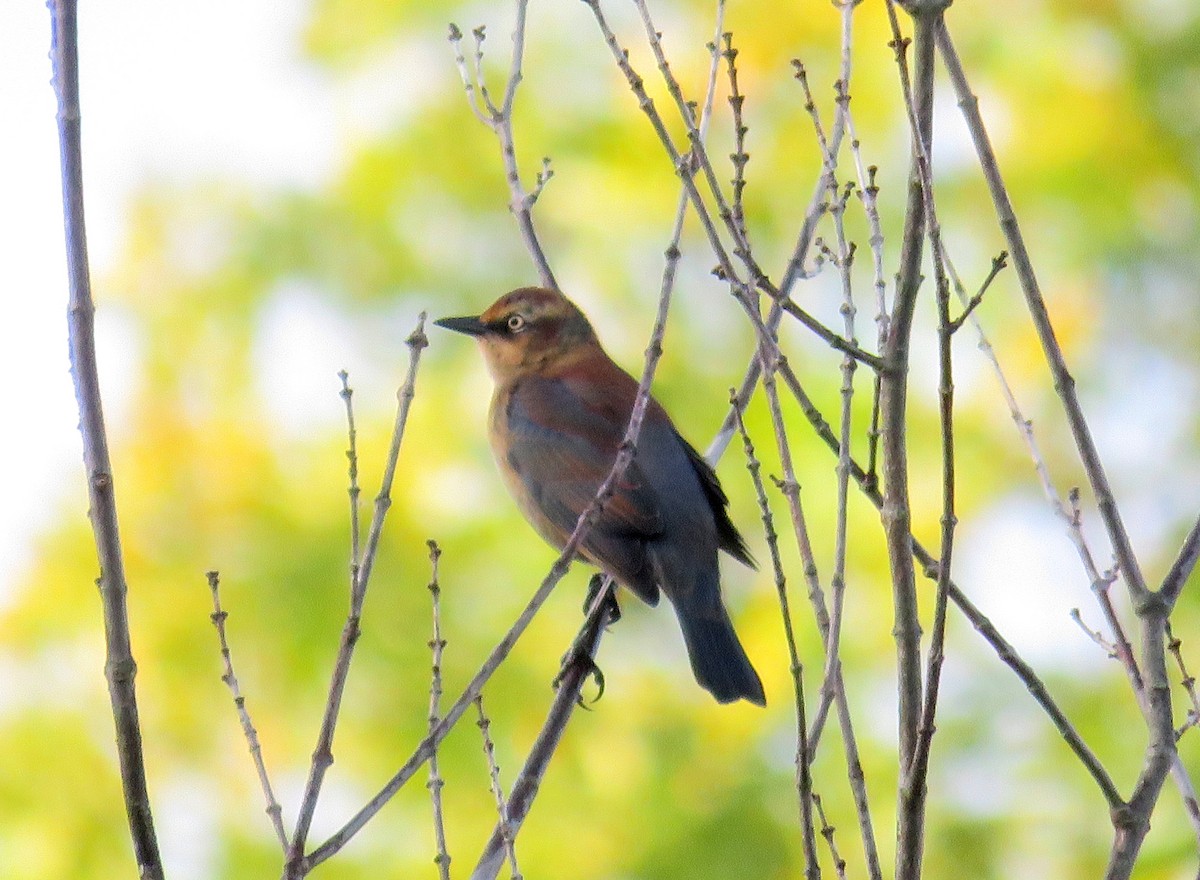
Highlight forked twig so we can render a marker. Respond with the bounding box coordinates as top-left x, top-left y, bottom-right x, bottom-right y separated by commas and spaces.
448, 9, 557, 288
286, 317, 430, 875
